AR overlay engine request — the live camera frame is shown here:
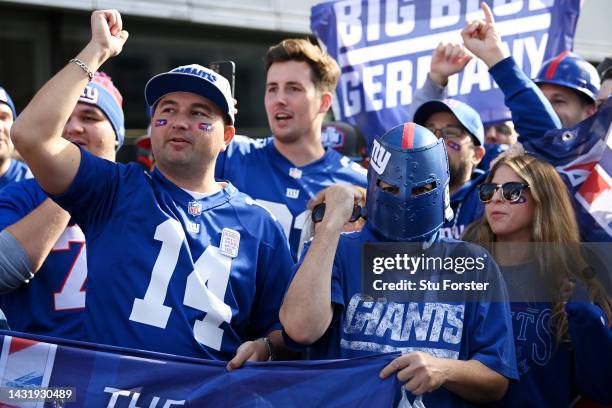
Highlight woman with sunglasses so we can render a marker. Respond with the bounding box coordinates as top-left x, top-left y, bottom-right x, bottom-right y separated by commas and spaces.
463, 149, 612, 406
